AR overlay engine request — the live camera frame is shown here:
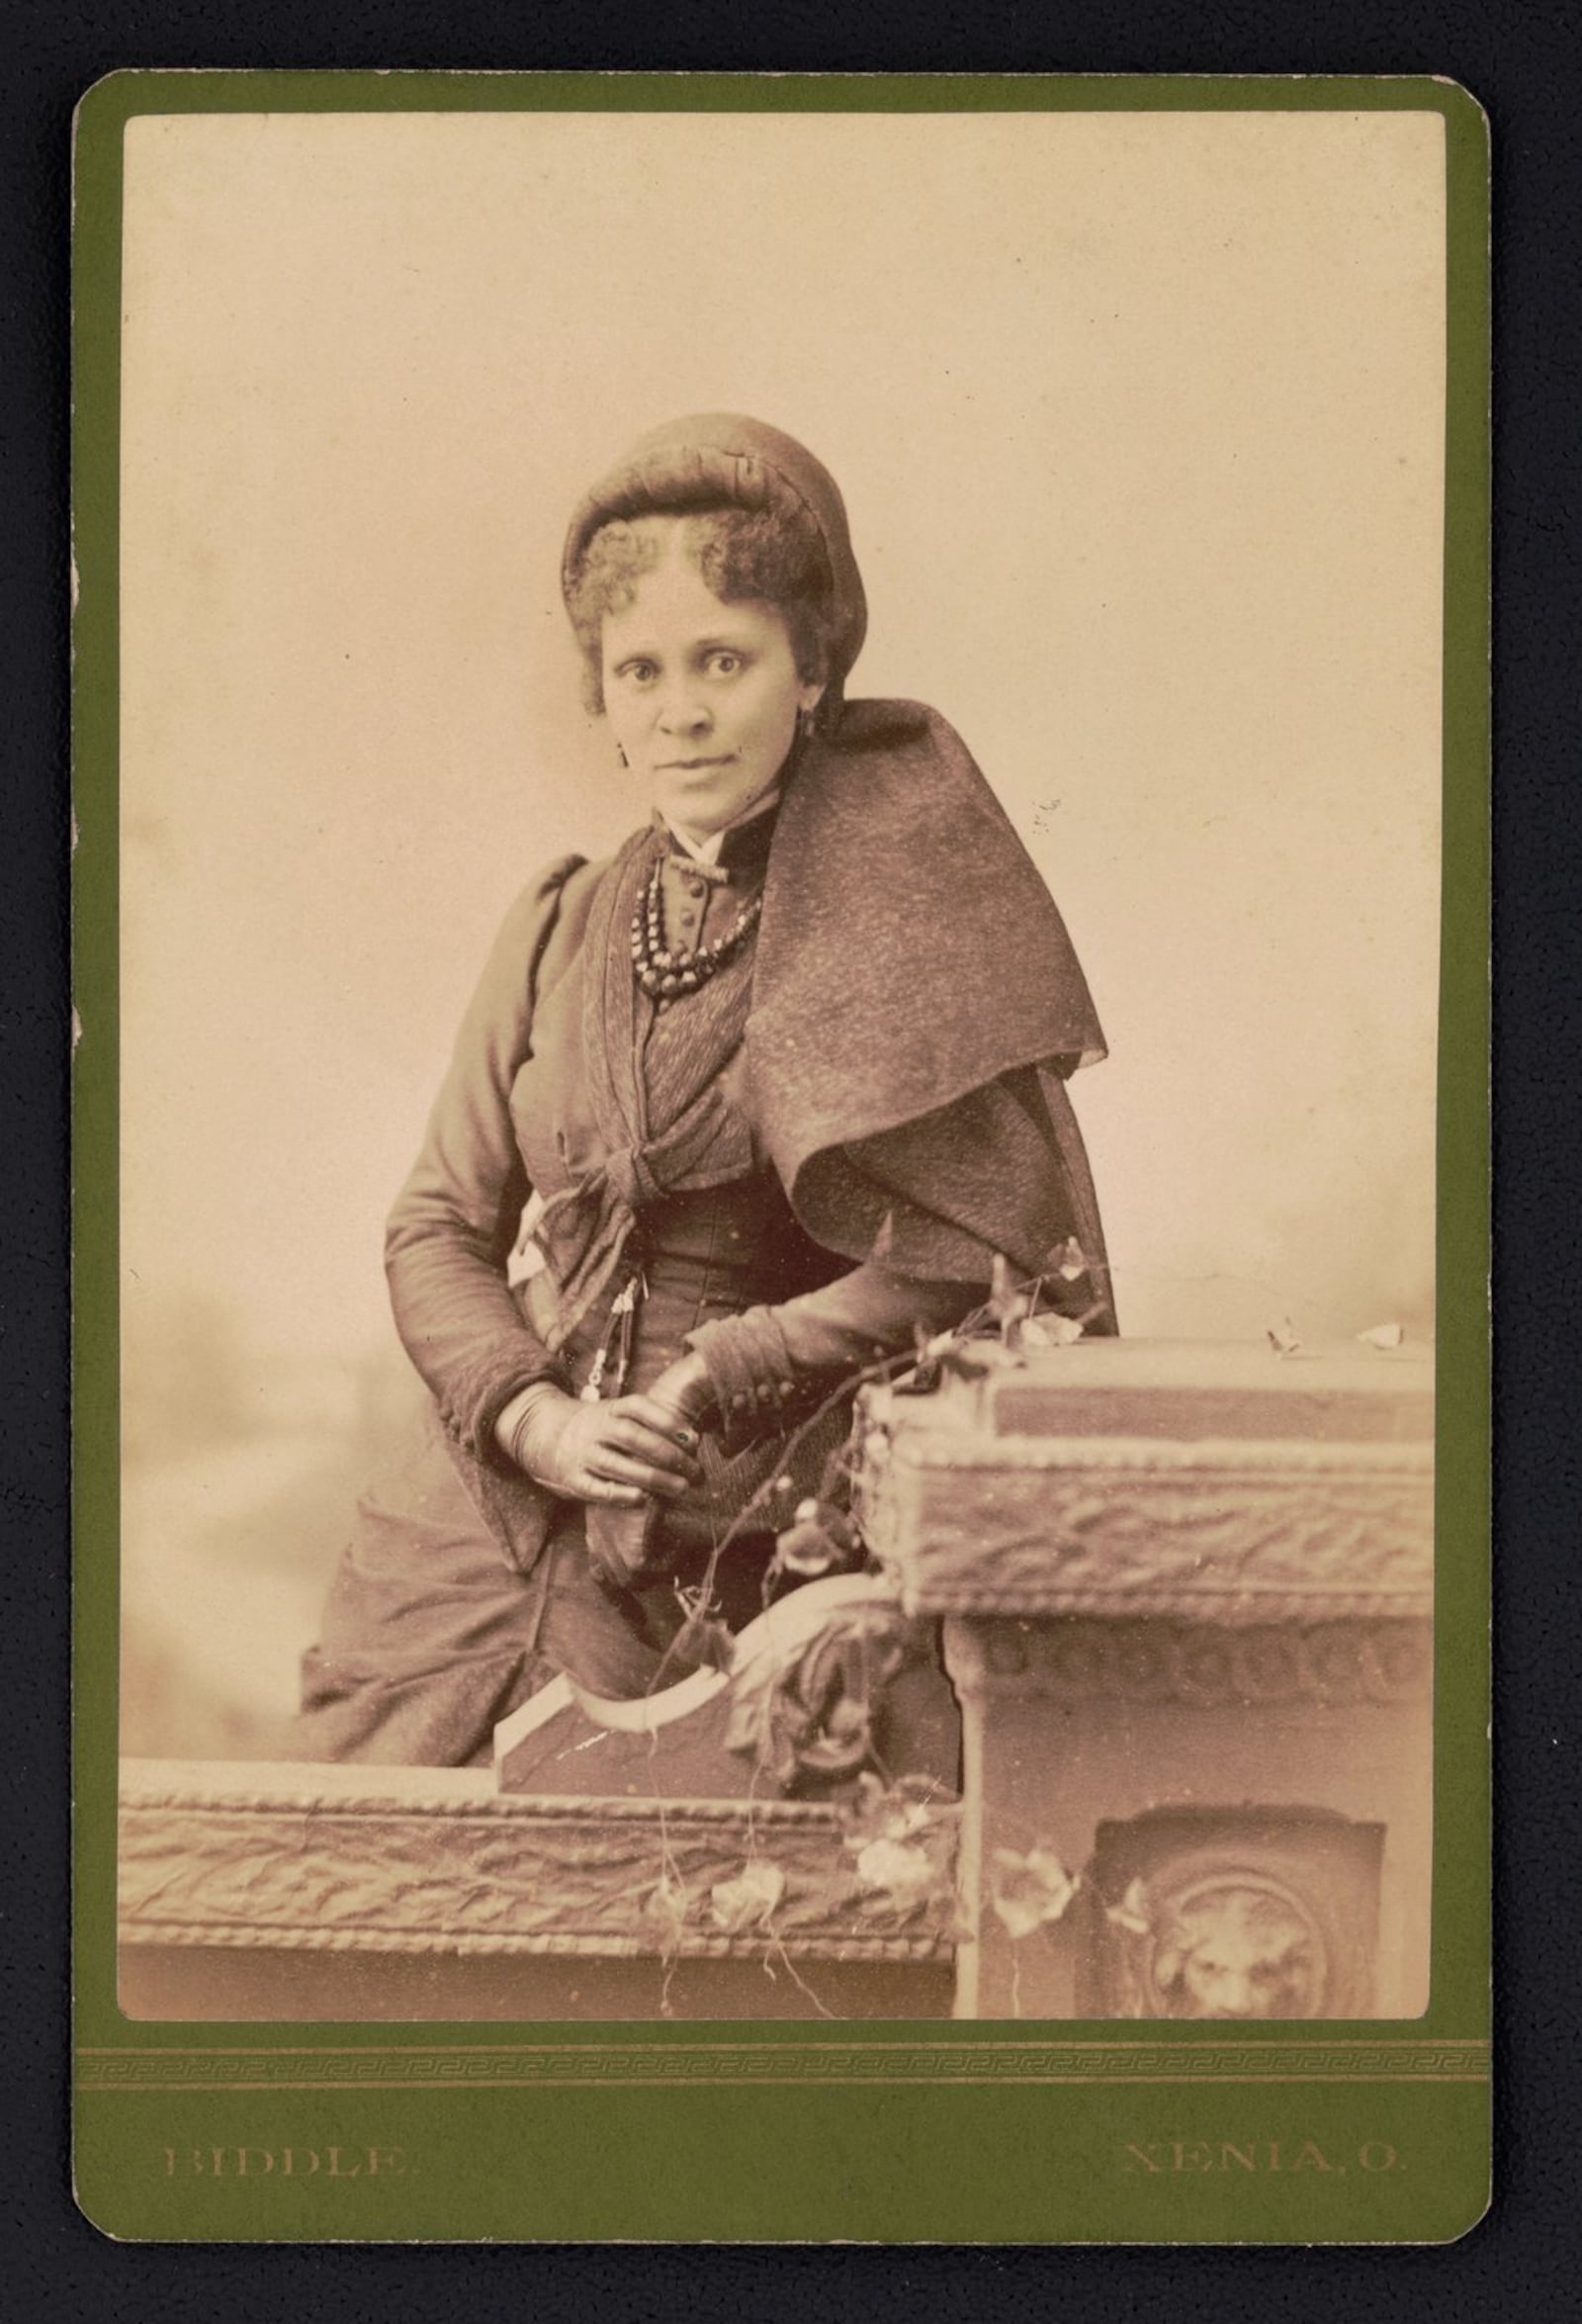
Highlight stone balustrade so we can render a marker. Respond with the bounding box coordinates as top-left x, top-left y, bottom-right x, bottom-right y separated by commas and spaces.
116, 1757, 953, 2021
119, 1337, 1433, 2023
854, 1336, 1435, 2019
